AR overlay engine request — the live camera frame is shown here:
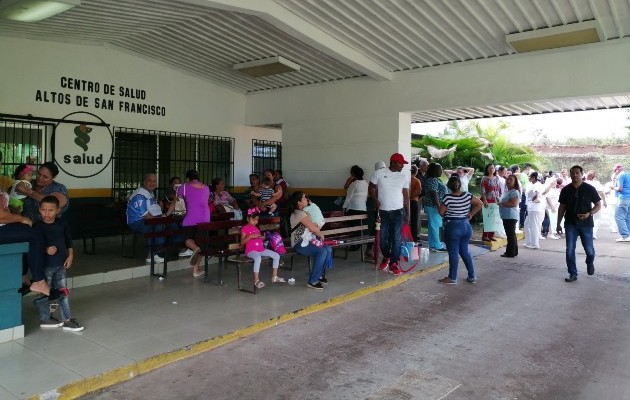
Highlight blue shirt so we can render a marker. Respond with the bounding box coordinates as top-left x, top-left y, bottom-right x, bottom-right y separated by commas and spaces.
618, 171, 630, 200
126, 187, 162, 224
499, 189, 520, 220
